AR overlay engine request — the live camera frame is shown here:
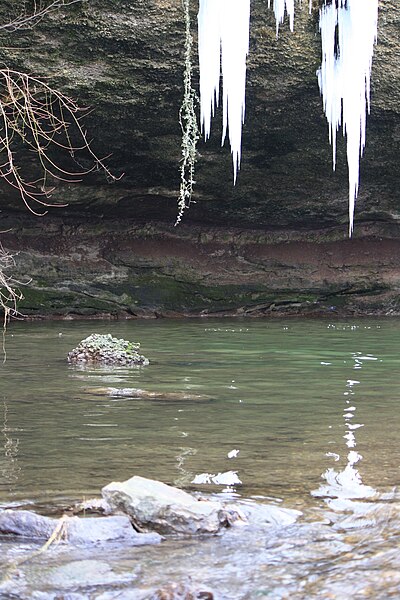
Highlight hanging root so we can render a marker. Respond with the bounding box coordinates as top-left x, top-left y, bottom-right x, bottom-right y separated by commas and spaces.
176, 0, 199, 226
